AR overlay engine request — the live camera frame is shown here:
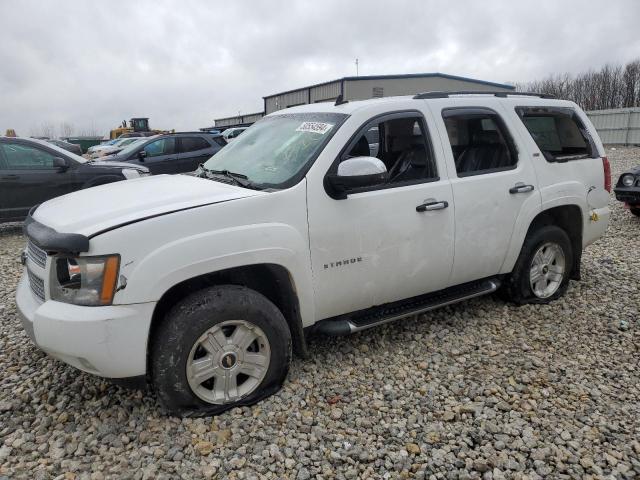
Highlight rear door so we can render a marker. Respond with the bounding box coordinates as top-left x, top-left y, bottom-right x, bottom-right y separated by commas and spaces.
0, 141, 76, 220
177, 136, 218, 172
430, 103, 541, 285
